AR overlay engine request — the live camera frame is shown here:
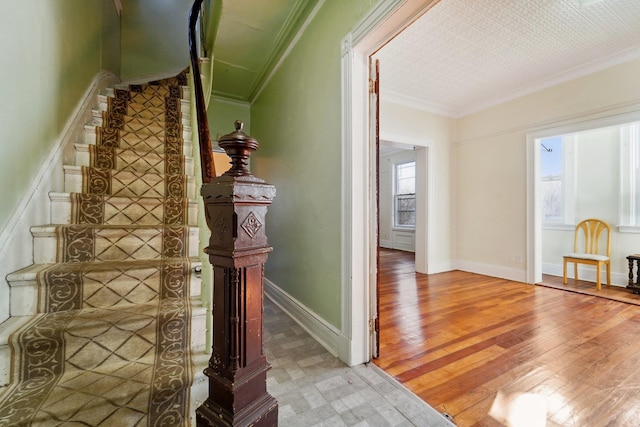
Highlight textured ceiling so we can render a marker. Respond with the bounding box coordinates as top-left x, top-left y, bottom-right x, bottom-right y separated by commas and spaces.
376, 0, 640, 117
